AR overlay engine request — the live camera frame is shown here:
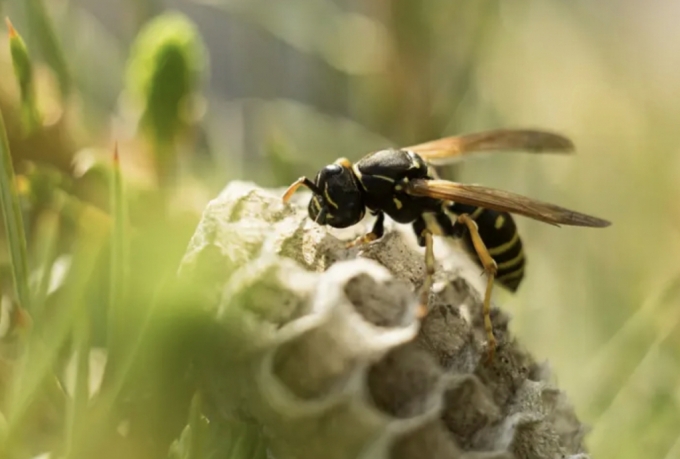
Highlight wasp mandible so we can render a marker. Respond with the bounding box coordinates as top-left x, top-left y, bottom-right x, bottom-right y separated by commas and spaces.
282, 129, 611, 361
